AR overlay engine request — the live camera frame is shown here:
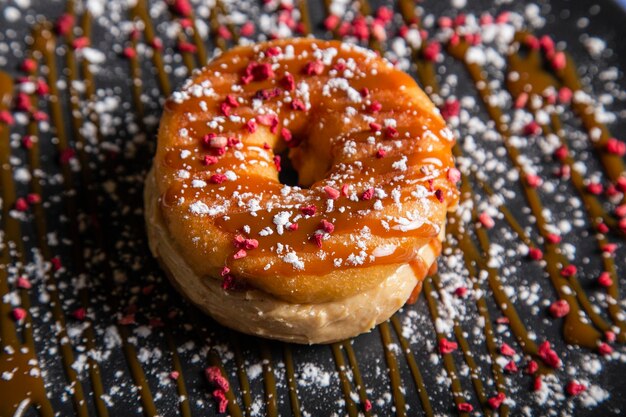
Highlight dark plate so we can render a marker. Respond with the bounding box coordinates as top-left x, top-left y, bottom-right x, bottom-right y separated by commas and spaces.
1, 0, 626, 416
